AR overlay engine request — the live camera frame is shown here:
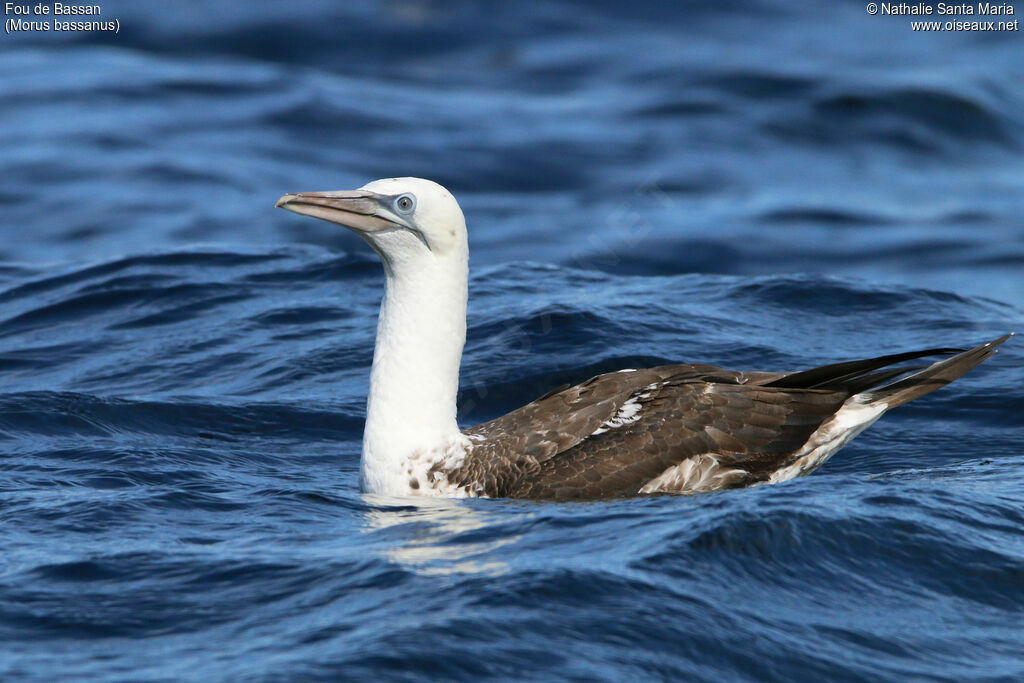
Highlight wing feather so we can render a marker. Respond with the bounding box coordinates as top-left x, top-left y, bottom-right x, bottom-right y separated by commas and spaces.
438, 337, 1008, 500
444, 365, 846, 498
